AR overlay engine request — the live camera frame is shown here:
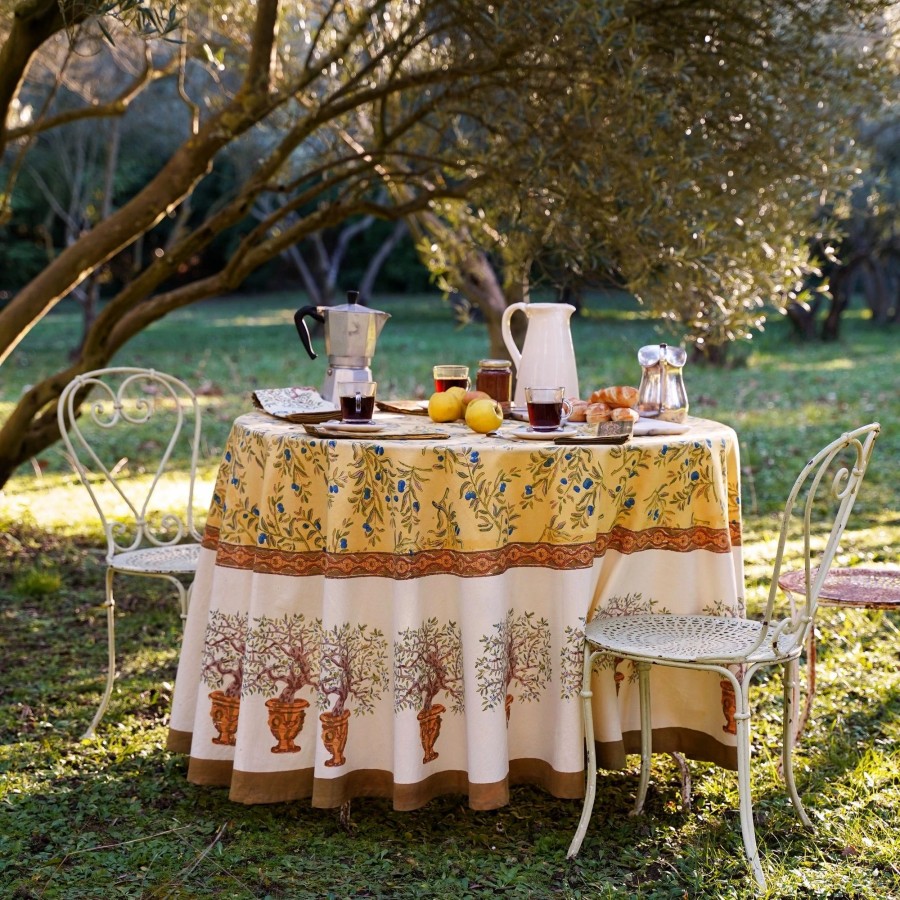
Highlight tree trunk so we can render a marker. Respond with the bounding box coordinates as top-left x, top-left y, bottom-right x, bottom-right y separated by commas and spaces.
0, 0, 281, 366
822, 266, 852, 341
358, 221, 407, 303
785, 301, 819, 339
